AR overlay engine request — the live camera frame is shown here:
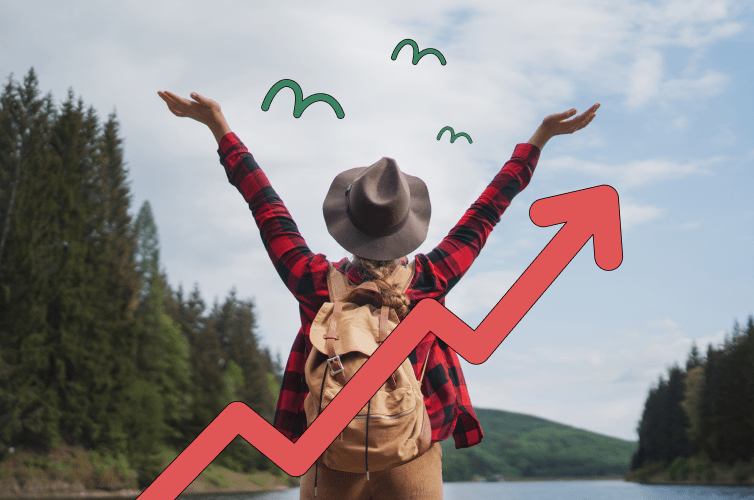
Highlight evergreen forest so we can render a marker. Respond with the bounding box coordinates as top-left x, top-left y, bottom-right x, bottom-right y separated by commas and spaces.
629, 316, 754, 483
0, 68, 284, 489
